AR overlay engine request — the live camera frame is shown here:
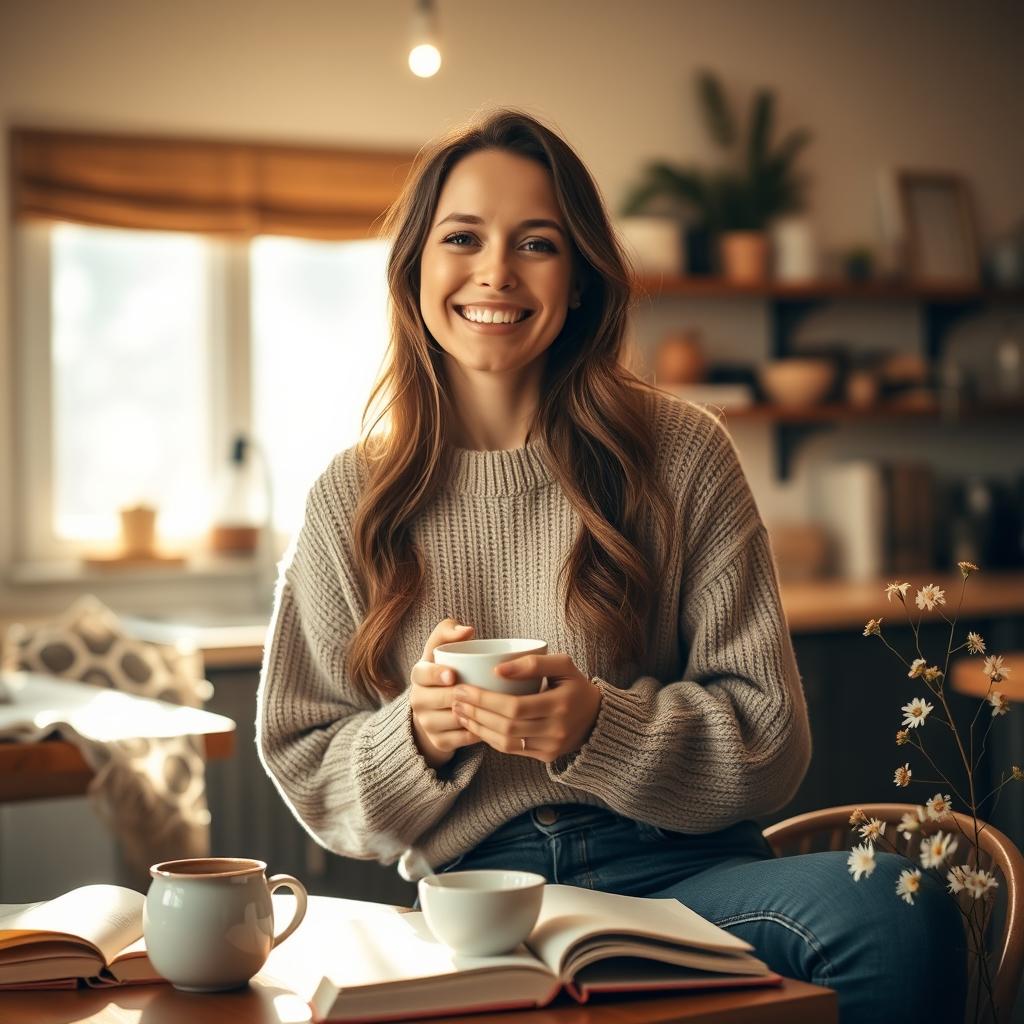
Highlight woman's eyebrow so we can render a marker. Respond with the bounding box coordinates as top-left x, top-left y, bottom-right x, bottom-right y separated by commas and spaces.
434, 212, 565, 237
